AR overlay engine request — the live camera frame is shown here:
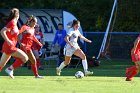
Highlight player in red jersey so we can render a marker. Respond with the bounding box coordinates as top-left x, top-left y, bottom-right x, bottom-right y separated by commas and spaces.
0, 8, 28, 79
125, 35, 140, 81
31, 24, 44, 70
5, 16, 44, 79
